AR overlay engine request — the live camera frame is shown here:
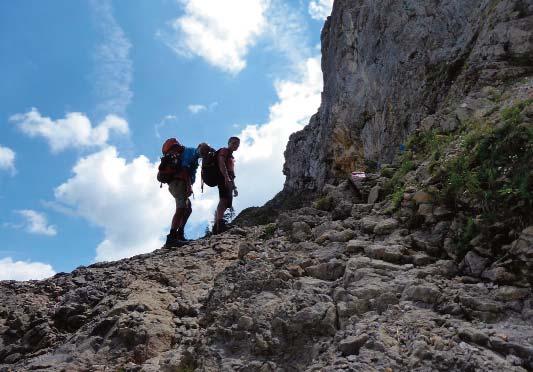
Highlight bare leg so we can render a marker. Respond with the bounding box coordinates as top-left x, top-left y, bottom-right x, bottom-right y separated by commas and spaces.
216, 198, 227, 222
177, 200, 192, 239
214, 198, 229, 233
171, 199, 186, 232
166, 201, 185, 247
182, 201, 192, 230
